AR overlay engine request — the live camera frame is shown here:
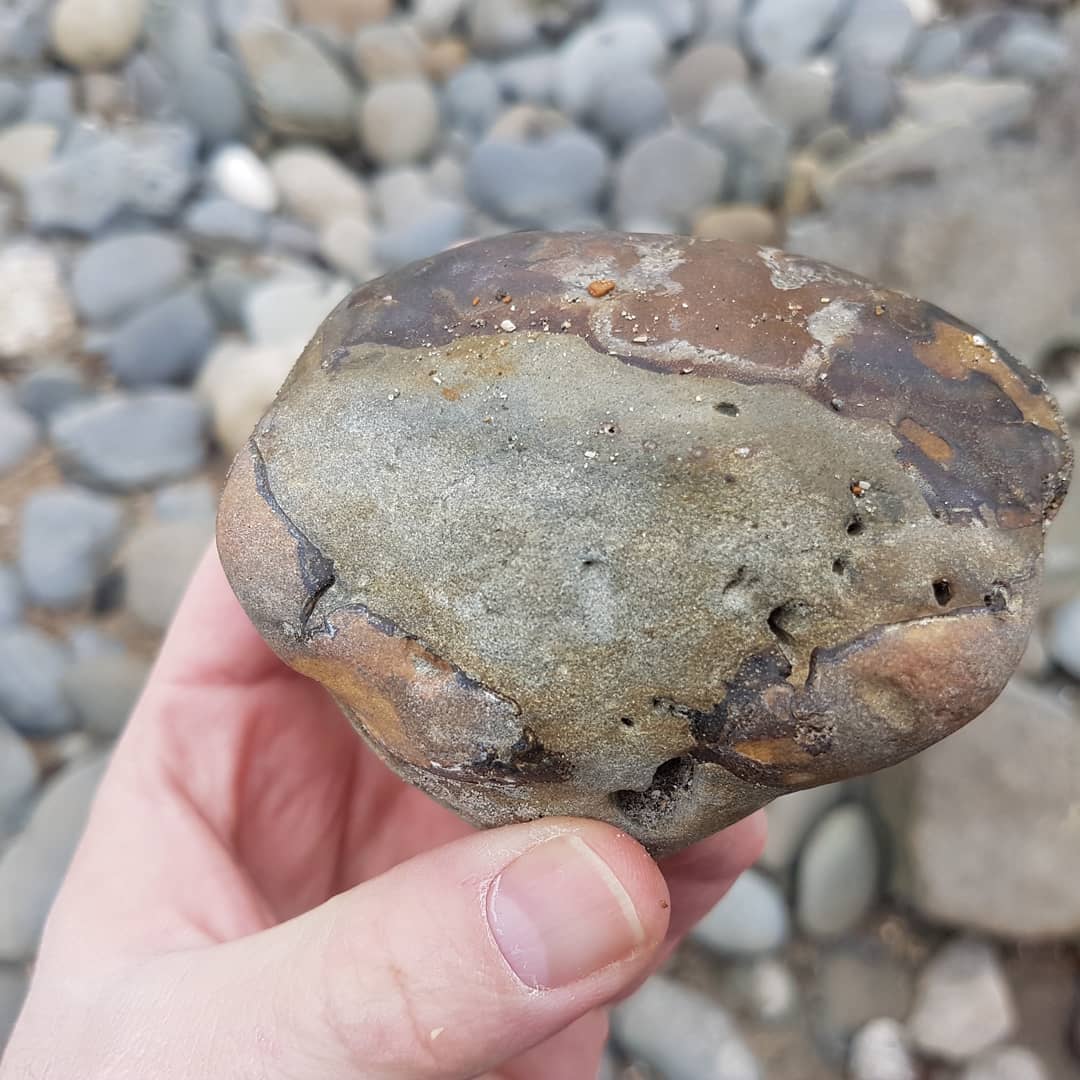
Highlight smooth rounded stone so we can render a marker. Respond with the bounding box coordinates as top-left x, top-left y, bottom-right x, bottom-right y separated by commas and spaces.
831, 0, 917, 68
353, 20, 425, 82
0, 718, 38, 833
908, 940, 1016, 1063
994, 24, 1070, 86
359, 78, 440, 166
601, 0, 697, 43
614, 128, 725, 232
71, 230, 190, 325
372, 166, 433, 229
61, 651, 149, 740
0, 243, 76, 363
17, 486, 124, 610
493, 52, 555, 105
0, 0, 51, 65
267, 218, 320, 258
319, 214, 378, 282
117, 122, 198, 218
693, 205, 778, 246
700, 0, 742, 40
611, 976, 761, 1080
184, 196, 268, 250
1048, 597, 1080, 679
744, 0, 853, 67
0, 405, 37, 476
375, 199, 466, 269
849, 1019, 917, 1080
555, 14, 668, 117
466, 129, 609, 228
833, 60, 901, 138
0, 627, 75, 737
24, 74, 74, 130
796, 802, 879, 938
463, 0, 539, 56
235, 24, 357, 143
214, 0, 289, 40
270, 144, 369, 227
760, 782, 845, 872
691, 868, 789, 955
0, 565, 22, 627
293, 0, 392, 31
0, 966, 28, 1045
758, 62, 836, 146
961, 1046, 1049, 1080
0, 755, 107, 962
66, 626, 125, 662
0, 123, 58, 189
153, 479, 216, 523
244, 272, 351, 350
588, 71, 669, 147
207, 144, 278, 214
666, 42, 748, 119
104, 288, 217, 386
741, 957, 799, 1023
123, 520, 211, 631
49, 0, 144, 70
908, 24, 969, 77
414, 0, 466, 37
50, 391, 208, 492
0, 79, 26, 124
217, 231, 1071, 853
197, 339, 297, 453
443, 62, 502, 134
